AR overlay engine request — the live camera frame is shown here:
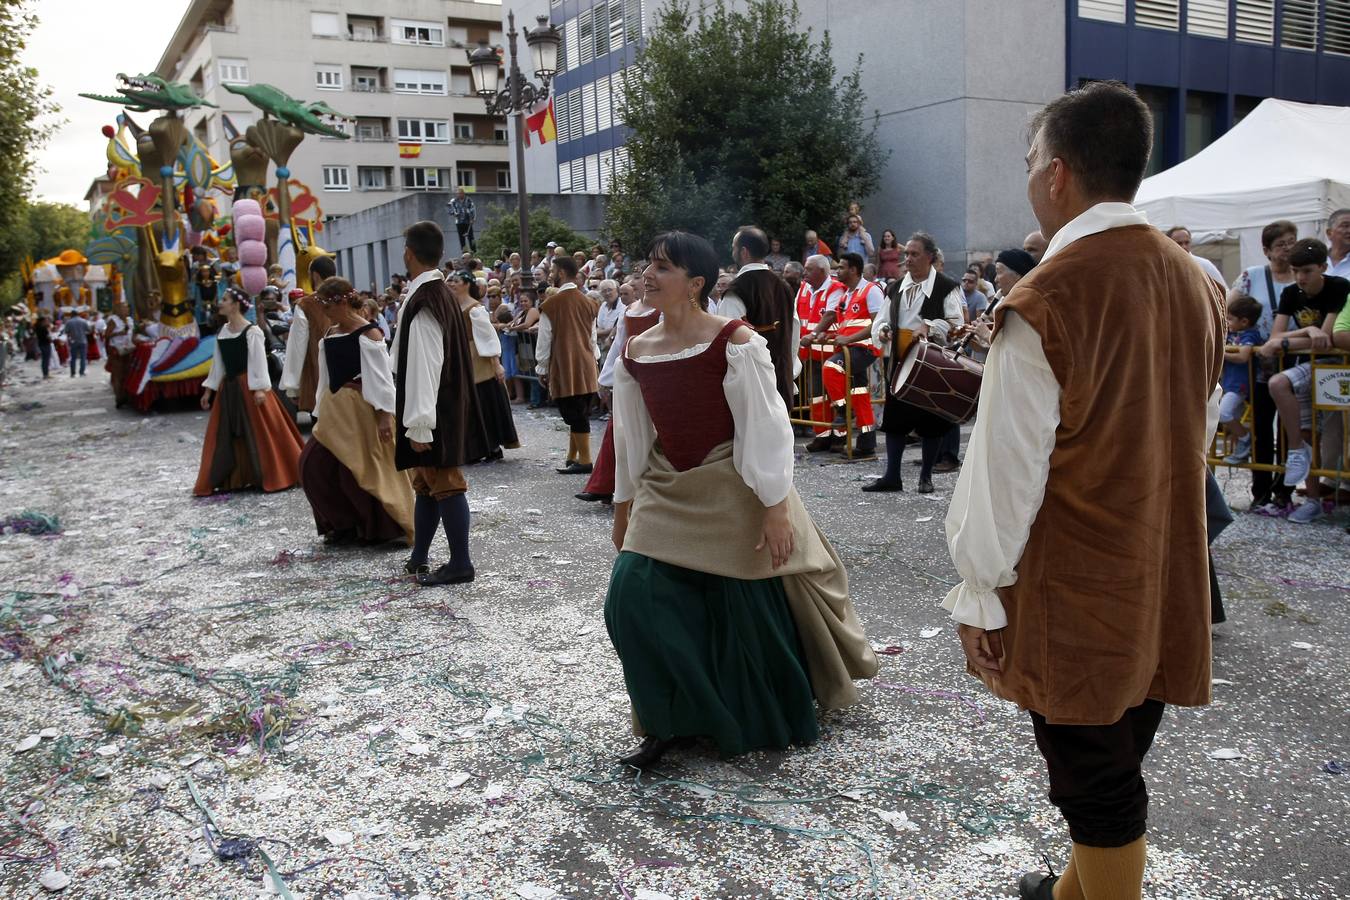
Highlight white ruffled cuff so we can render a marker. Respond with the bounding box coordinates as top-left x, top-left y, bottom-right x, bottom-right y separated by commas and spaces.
941, 582, 1008, 630
406, 425, 434, 444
